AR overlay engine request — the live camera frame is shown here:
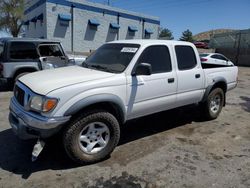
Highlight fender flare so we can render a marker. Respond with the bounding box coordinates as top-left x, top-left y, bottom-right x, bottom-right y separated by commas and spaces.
201, 77, 227, 104
12, 66, 39, 78
64, 94, 127, 123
